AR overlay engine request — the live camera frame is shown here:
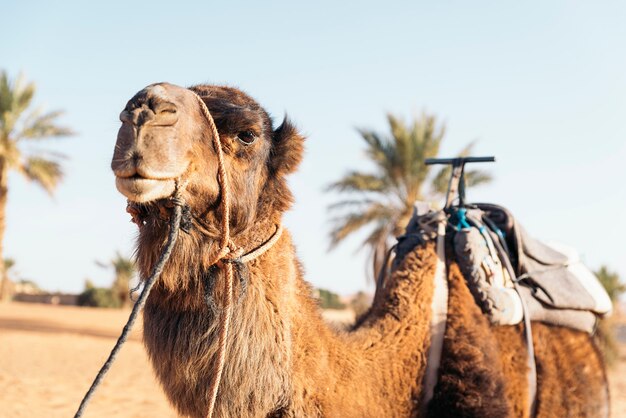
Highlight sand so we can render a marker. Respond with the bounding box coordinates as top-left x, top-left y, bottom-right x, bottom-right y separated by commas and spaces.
0, 302, 624, 418
0, 303, 176, 418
